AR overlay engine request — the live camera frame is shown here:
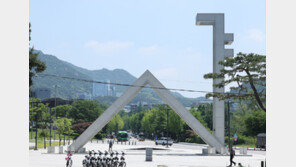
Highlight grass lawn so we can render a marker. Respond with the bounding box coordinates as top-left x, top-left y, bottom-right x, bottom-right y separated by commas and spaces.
29, 140, 73, 150
234, 144, 256, 148
29, 129, 74, 141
